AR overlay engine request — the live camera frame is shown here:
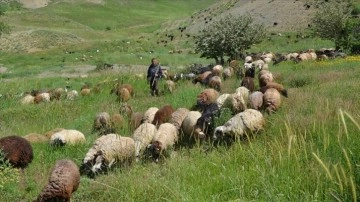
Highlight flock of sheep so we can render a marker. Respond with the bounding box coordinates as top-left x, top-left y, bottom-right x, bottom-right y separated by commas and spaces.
0, 51, 290, 201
